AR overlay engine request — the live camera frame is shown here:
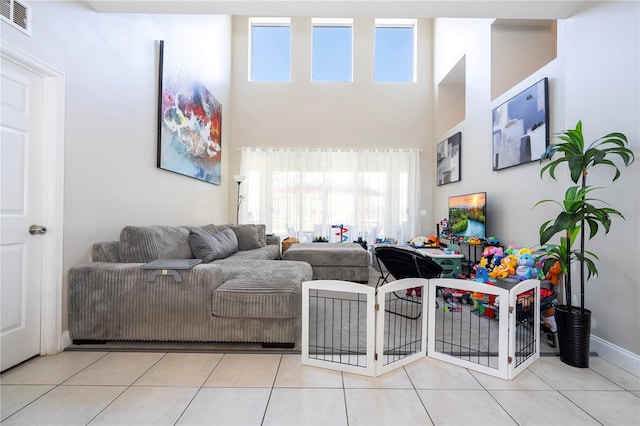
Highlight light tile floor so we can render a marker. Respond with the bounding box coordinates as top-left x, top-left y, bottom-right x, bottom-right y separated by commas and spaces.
1, 351, 639, 425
